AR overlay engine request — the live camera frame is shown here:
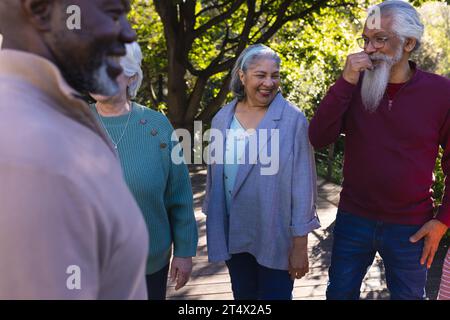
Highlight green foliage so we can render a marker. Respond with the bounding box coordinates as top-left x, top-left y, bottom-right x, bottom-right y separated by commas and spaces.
411, 0, 450, 5
134, 0, 383, 124
270, 5, 363, 120
129, 0, 167, 108
316, 141, 345, 185
433, 147, 445, 207
414, 2, 450, 77
133, 1, 449, 221
430, 148, 450, 238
